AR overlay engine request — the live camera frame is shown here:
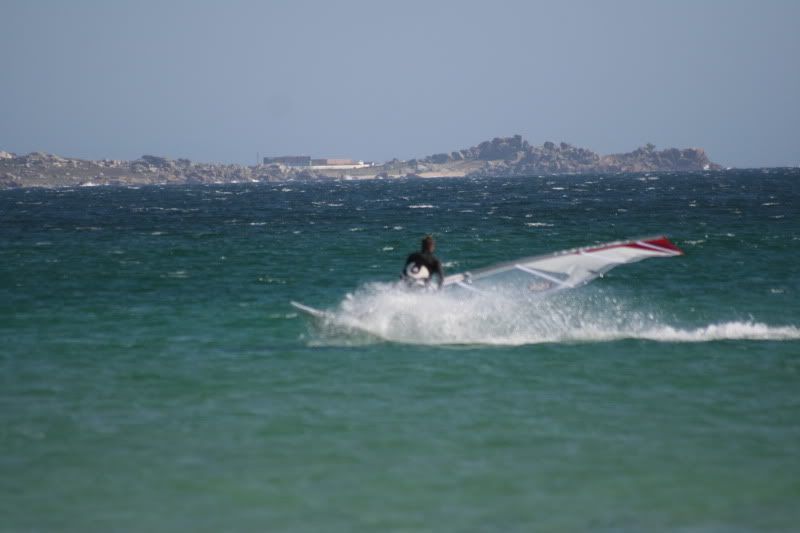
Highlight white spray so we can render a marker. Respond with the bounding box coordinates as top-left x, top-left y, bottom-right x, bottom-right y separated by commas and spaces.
309, 282, 800, 346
